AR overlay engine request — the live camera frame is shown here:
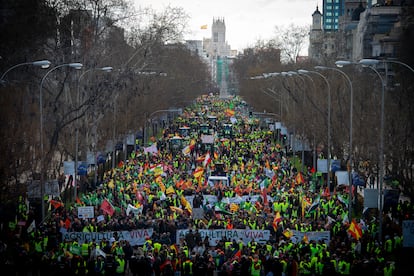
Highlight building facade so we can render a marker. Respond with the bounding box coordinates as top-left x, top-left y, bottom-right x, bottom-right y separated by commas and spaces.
309, 1, 409, 63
